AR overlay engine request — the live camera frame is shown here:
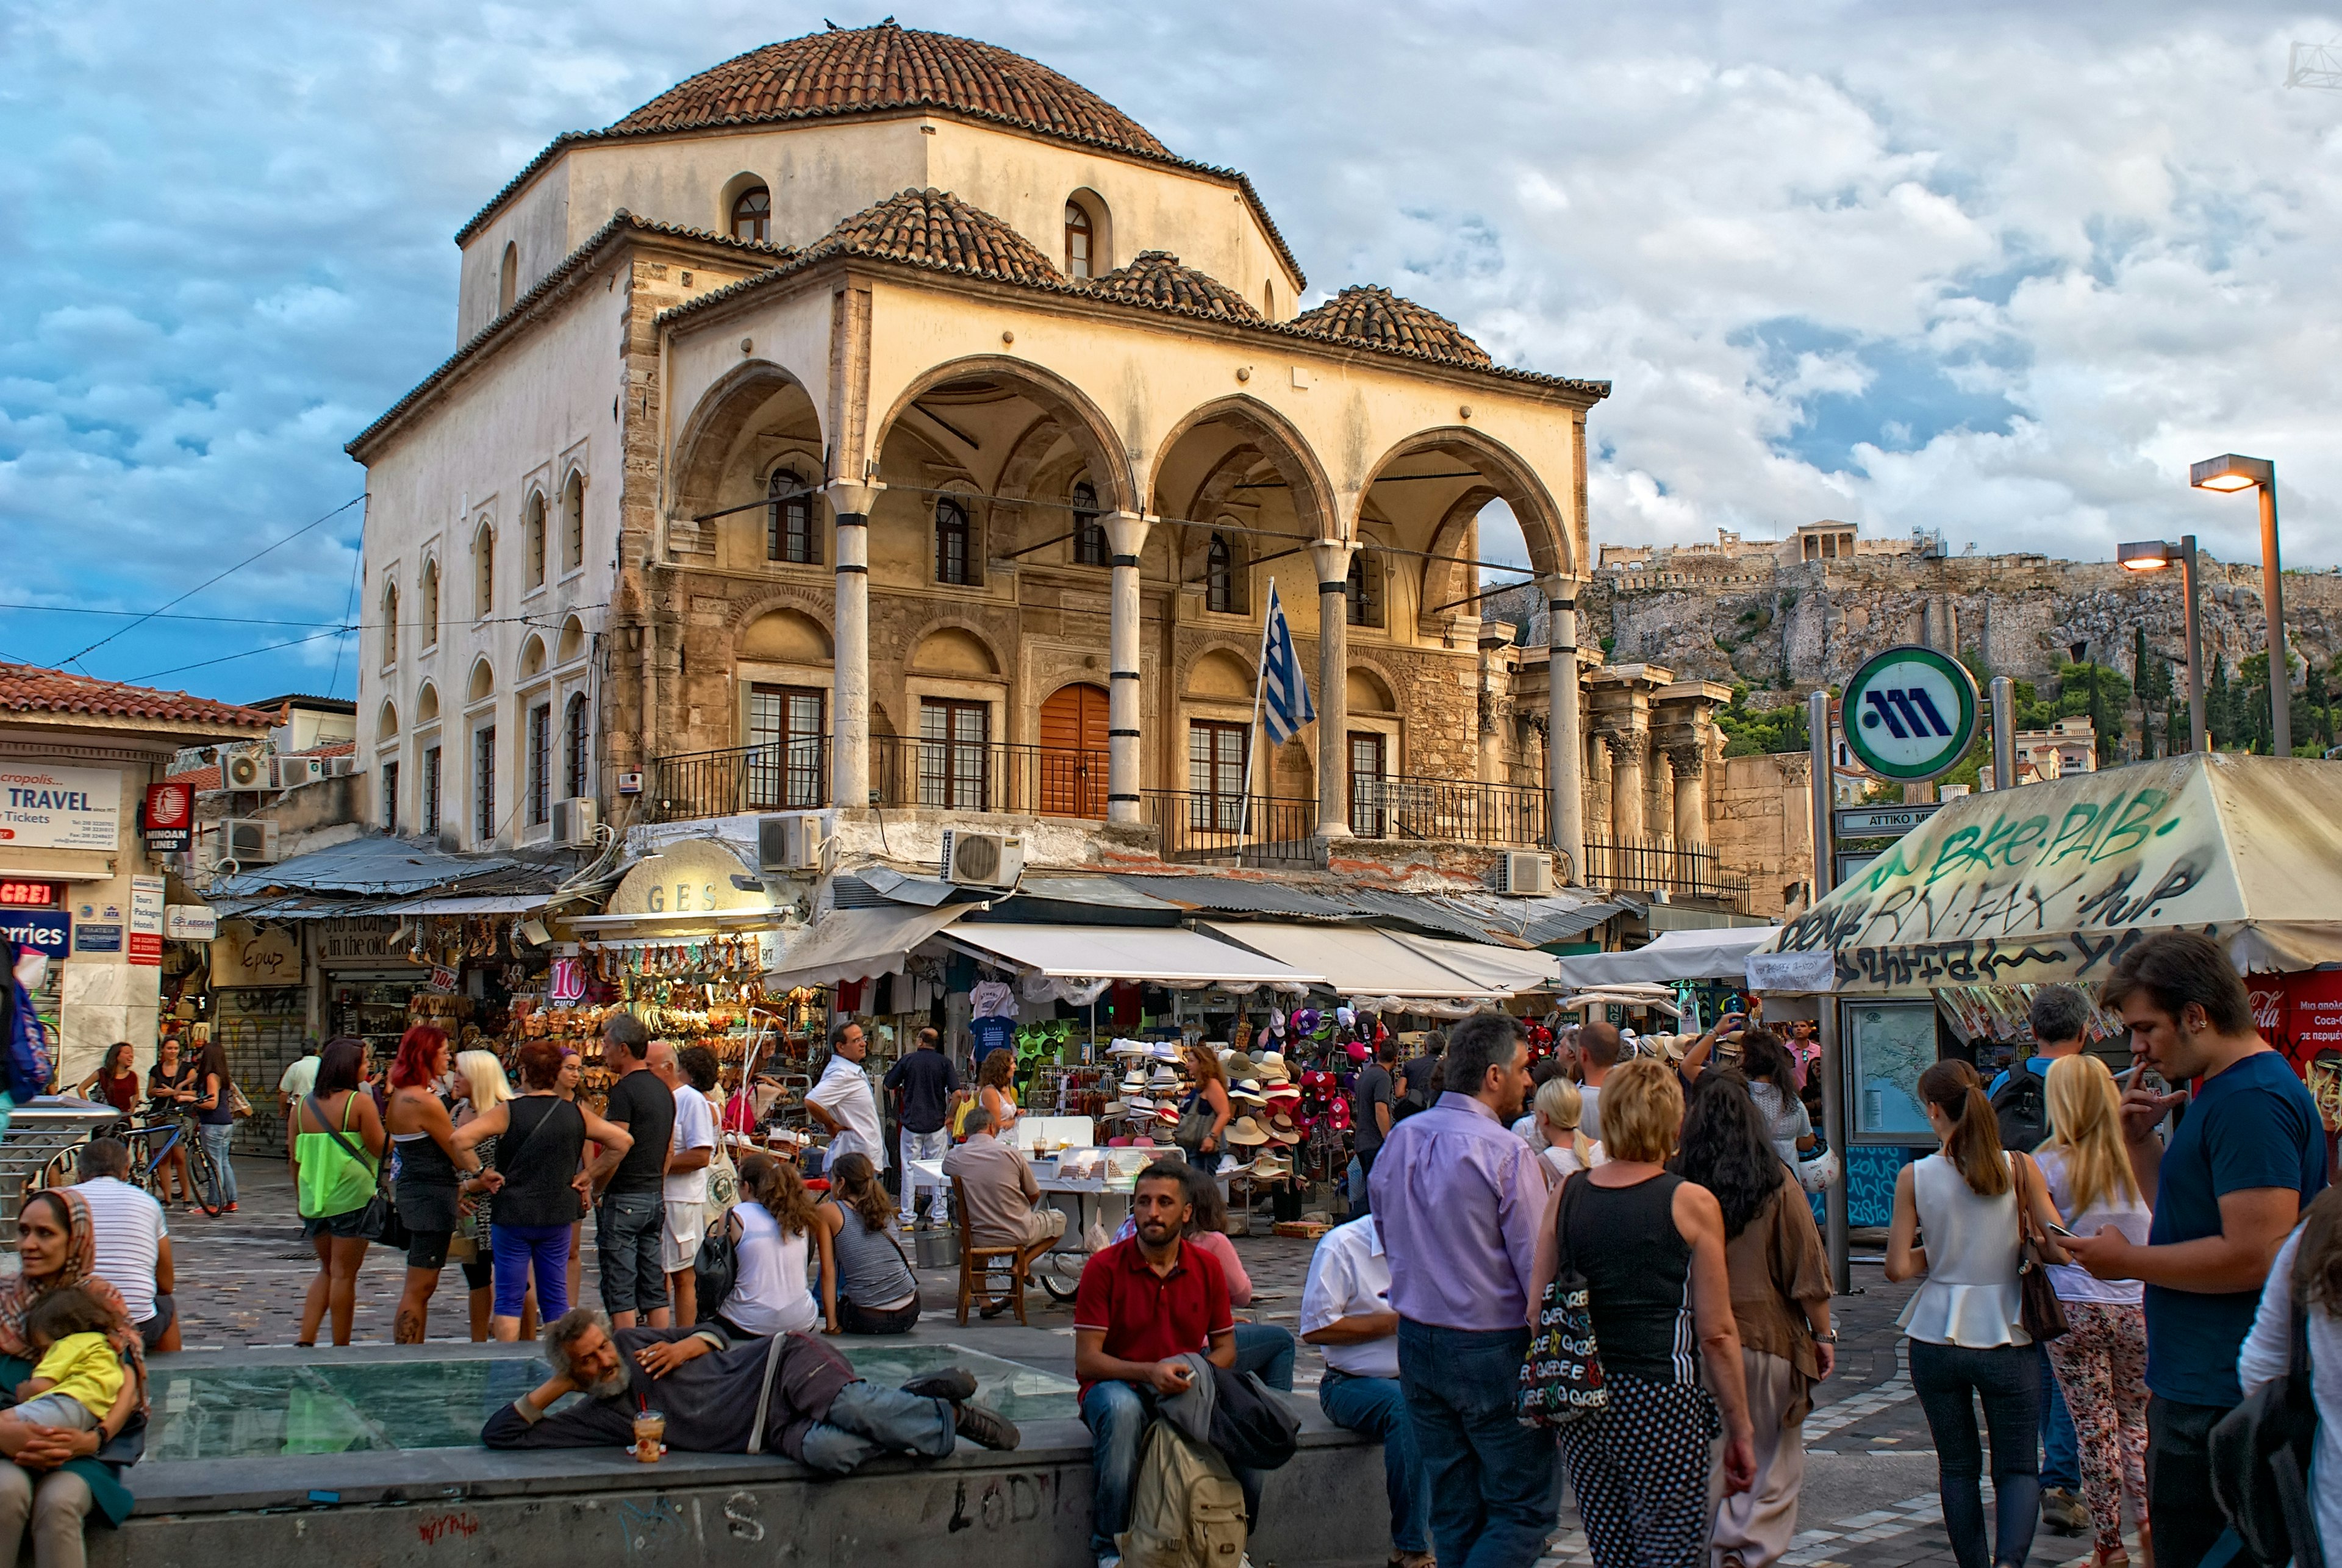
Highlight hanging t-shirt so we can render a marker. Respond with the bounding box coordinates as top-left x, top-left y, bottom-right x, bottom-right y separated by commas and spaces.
969, 979, 1016, 1020
970, 1015, 1017, 1065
